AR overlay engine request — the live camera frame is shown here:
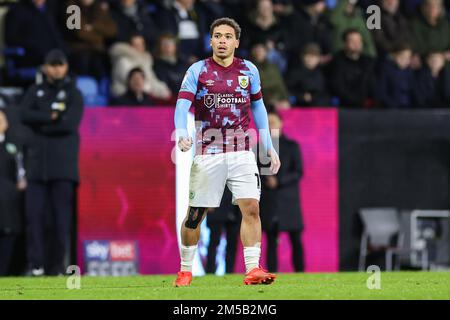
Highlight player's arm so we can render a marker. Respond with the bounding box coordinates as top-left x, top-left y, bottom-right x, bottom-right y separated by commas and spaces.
251, 98, 280, 174
246, 60, 281, 174
174, 62, 201, 152
175, 98, 193, 151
